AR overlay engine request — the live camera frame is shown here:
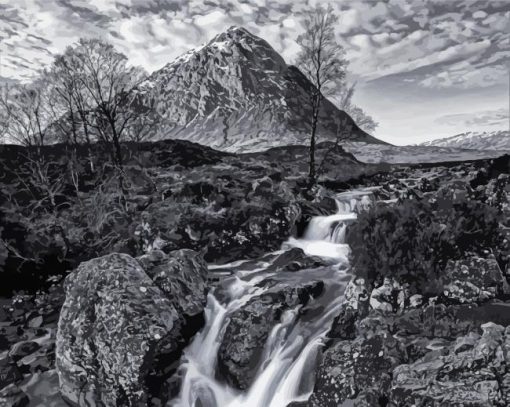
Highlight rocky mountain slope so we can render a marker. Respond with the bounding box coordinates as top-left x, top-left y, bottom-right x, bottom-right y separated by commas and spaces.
135, 26, 382, 152
420, 130, 510, 150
